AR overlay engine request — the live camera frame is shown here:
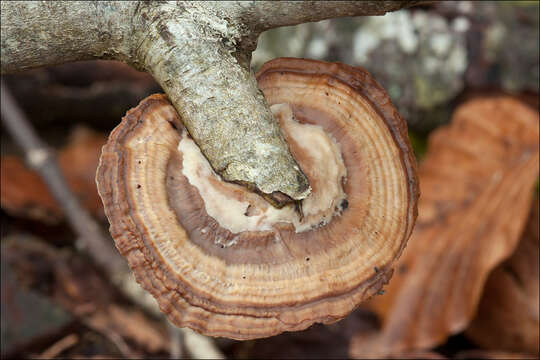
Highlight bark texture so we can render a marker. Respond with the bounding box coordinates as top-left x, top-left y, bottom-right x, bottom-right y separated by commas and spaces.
1, 0, 424, 204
